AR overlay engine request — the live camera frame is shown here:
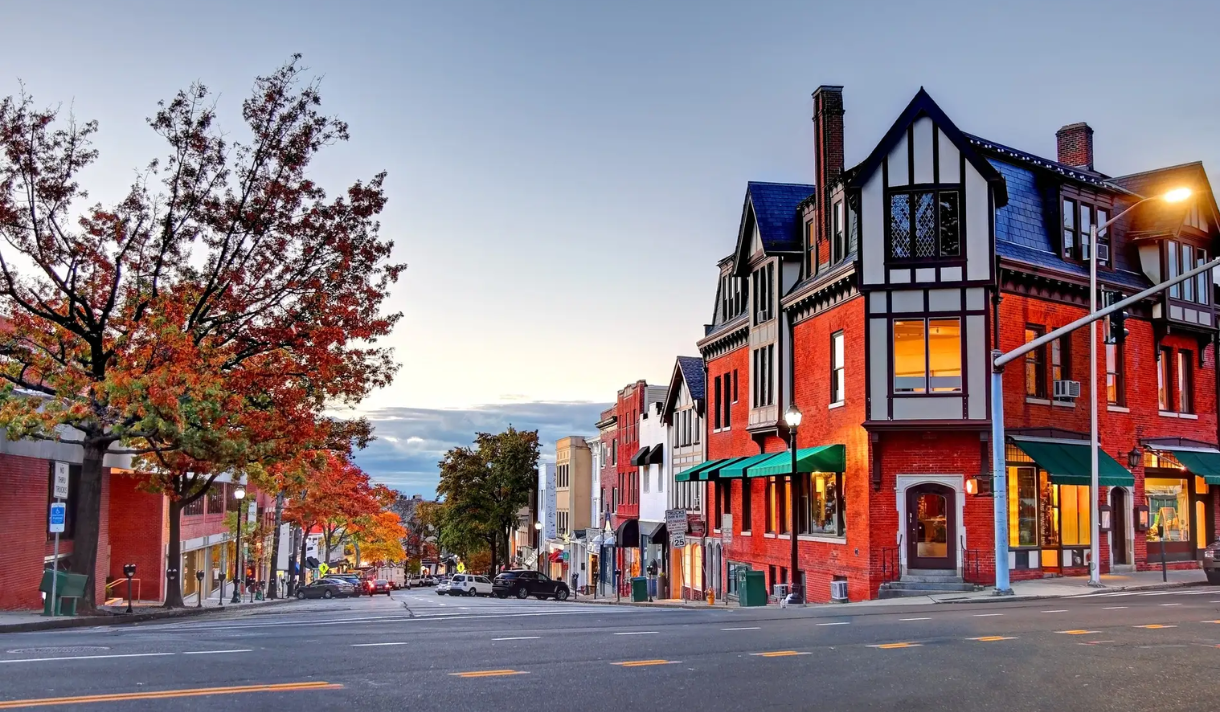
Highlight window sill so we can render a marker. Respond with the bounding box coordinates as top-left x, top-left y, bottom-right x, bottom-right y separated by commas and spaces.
798, 534, 847, 545
1180, 413, 1199, 420
1107, 405, 1130, 413
764, 533, 777, 539
1051, 400, 1076, 408
1025, 397, 1052, 406
740, 530, 751, 537
828, 401, 845, 410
